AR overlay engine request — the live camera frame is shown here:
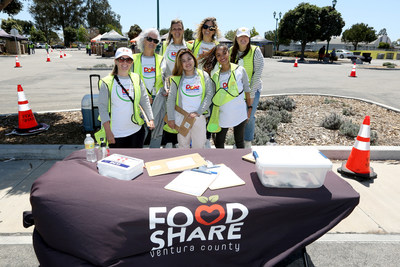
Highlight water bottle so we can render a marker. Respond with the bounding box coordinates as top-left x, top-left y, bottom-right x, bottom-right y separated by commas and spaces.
100, 138, 110, 159
267, 136, 278, 146
84, 134, 97, 162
